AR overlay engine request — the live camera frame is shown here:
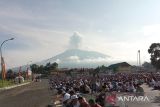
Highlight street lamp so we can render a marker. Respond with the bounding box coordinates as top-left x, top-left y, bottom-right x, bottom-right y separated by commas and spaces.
0, 38, 14, 82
